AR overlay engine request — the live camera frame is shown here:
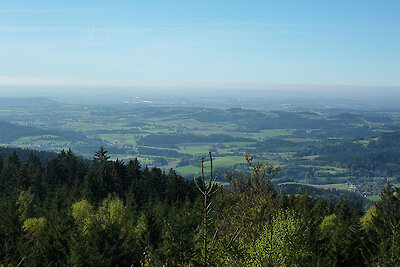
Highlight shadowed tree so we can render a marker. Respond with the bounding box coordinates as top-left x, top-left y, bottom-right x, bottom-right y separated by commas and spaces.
0, 155, 3, 173
365, 184, 400, 265
83, 147, 113, 202
26, 153, 45, 197
94, 146, 110, 162
0, 151, 21, 194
